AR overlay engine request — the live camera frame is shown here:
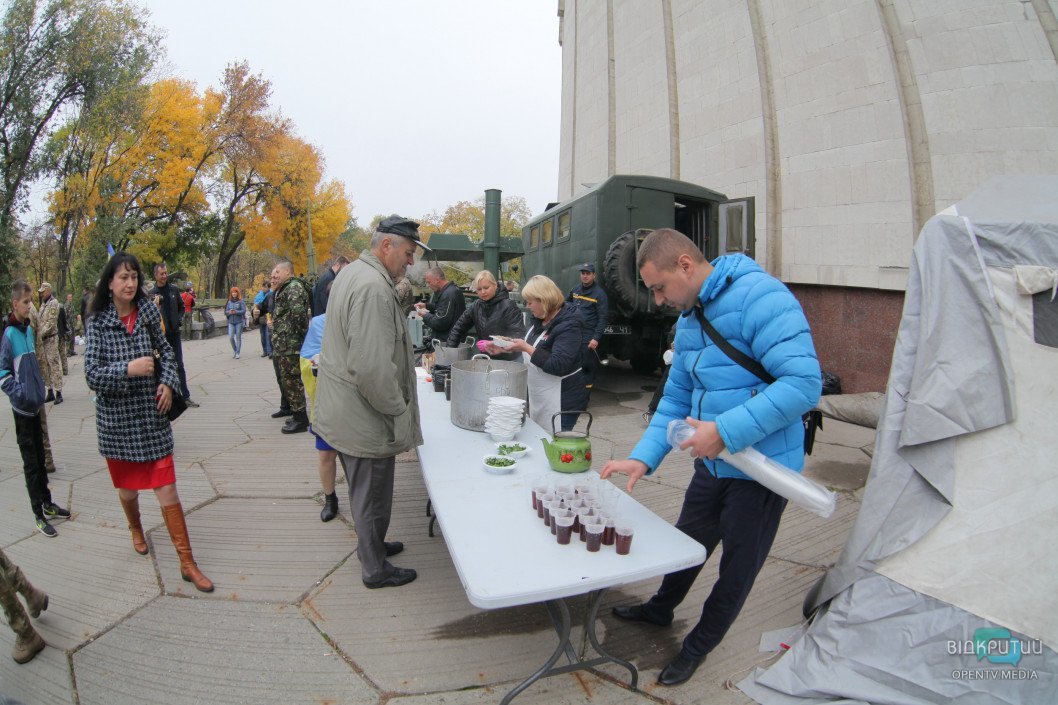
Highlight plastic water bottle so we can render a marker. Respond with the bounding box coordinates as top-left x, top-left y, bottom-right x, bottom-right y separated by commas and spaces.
666, 419, 695, 450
